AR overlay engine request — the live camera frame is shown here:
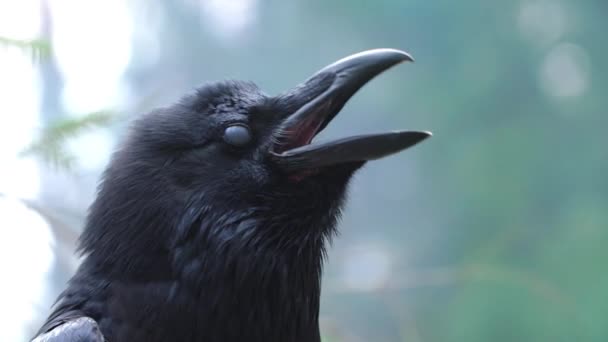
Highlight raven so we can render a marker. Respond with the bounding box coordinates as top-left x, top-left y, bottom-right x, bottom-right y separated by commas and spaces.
32, 49, 431, 342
